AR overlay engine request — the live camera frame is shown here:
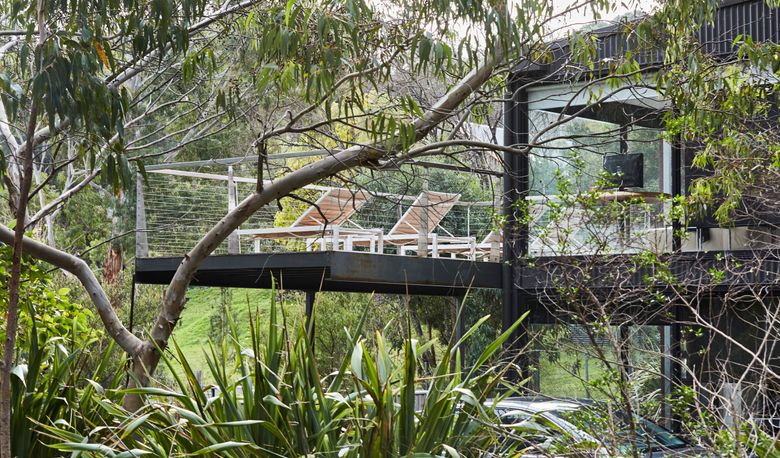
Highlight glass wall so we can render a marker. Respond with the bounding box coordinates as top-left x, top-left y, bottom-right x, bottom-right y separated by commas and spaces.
528, 110, 666, 195
530, 324, 665, 420
525, 81, 673, 255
